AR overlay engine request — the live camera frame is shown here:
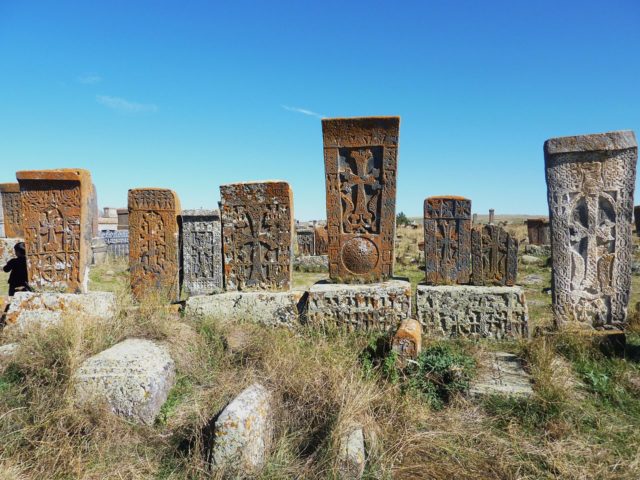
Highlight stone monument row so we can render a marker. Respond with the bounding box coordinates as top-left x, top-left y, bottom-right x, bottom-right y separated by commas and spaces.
545, 130, 638, 331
